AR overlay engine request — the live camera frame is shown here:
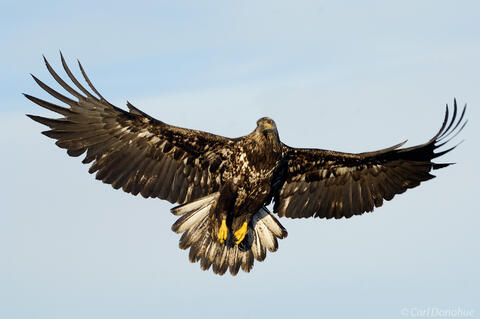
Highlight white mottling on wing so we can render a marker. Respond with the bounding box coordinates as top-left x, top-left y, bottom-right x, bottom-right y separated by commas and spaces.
335, 167, 351, 175
158, 140, 167, 150
136, 130, 152, 138
302, 198, 310, 210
